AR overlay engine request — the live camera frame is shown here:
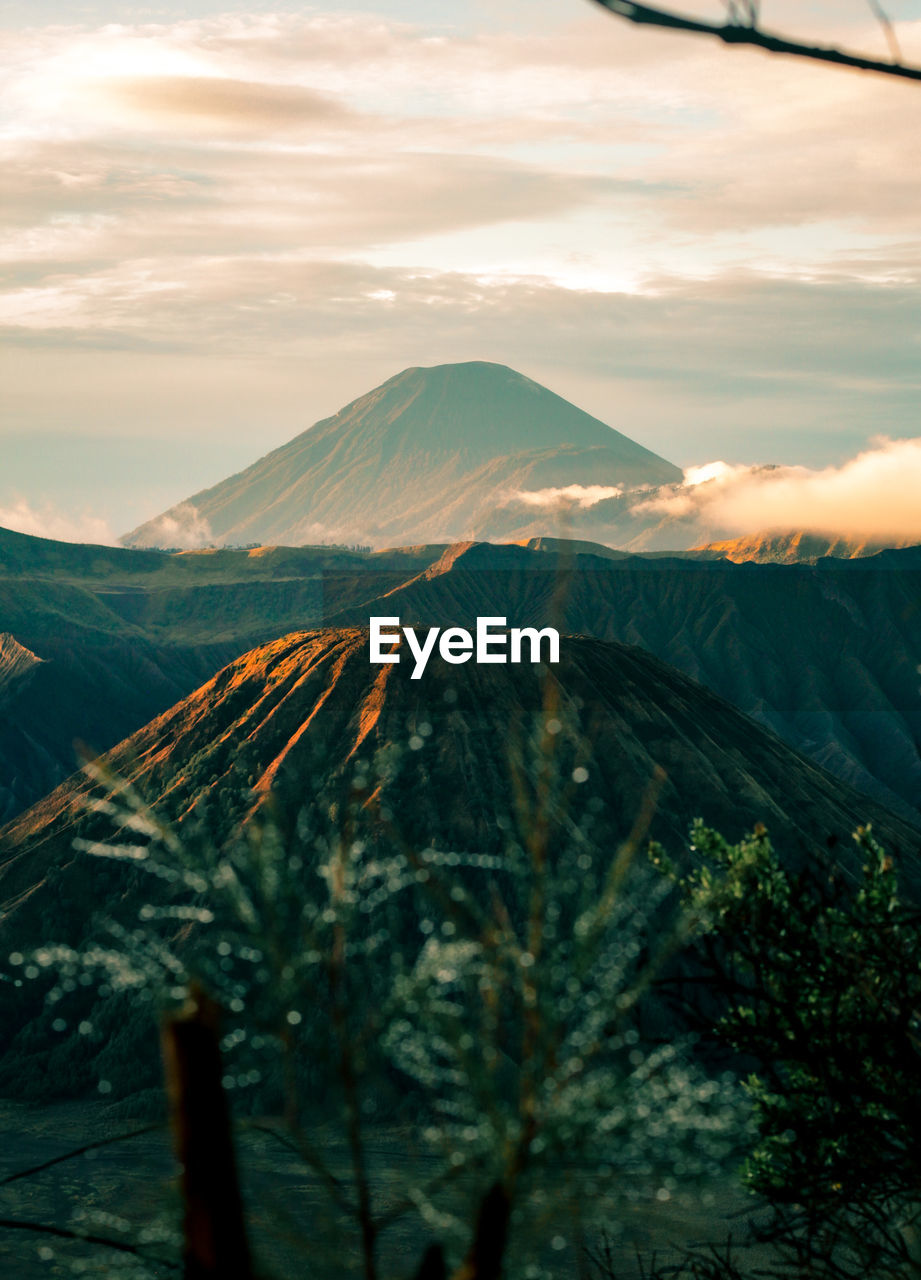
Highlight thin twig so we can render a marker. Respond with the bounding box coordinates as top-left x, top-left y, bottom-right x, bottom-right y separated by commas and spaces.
373, 1156, 473, 1234
327, 832, 378, 1280
0, 1123, 164, 1188
244, 1121, 355, 1216
589, 1, 921, 82
0, 1217, 180, 1268
867, 0, 903, 64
